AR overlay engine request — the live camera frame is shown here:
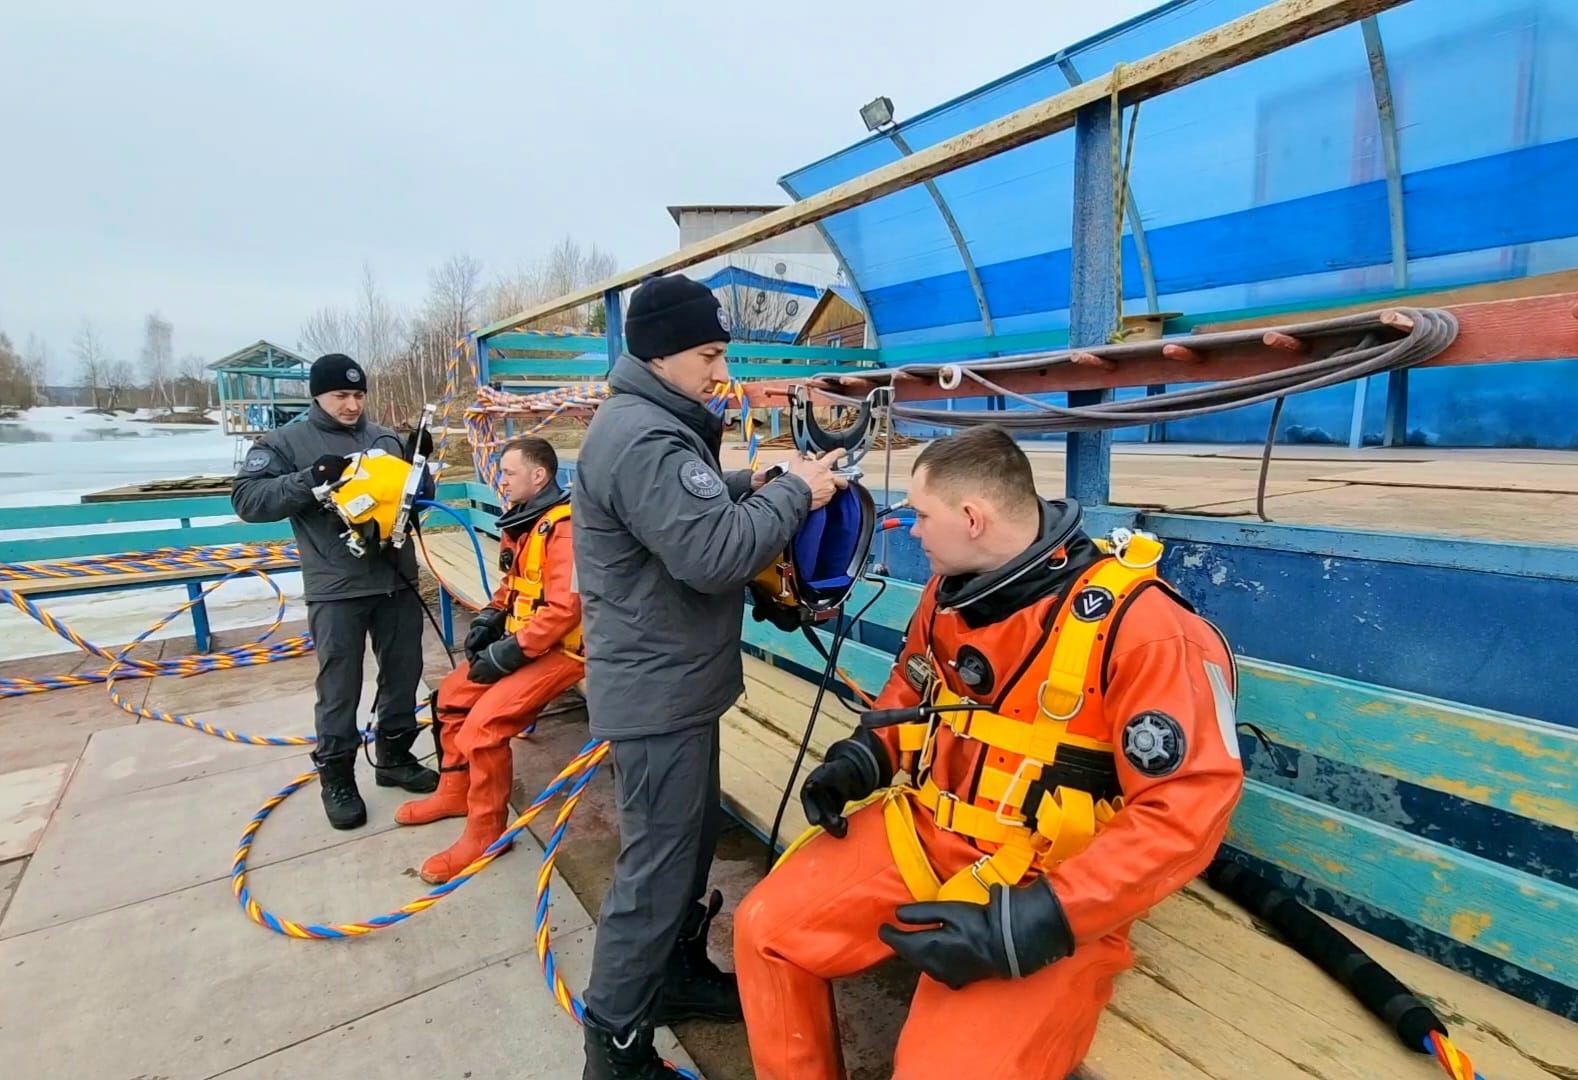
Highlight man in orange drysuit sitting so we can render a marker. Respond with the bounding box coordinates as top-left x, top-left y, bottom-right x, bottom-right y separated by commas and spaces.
396, 435, 584, 885
734, 426, 1247, 1080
